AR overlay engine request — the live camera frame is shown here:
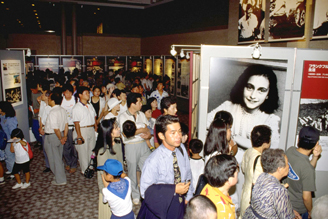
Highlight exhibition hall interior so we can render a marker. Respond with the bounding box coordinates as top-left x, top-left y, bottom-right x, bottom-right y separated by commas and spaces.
0, 0, 328, 218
